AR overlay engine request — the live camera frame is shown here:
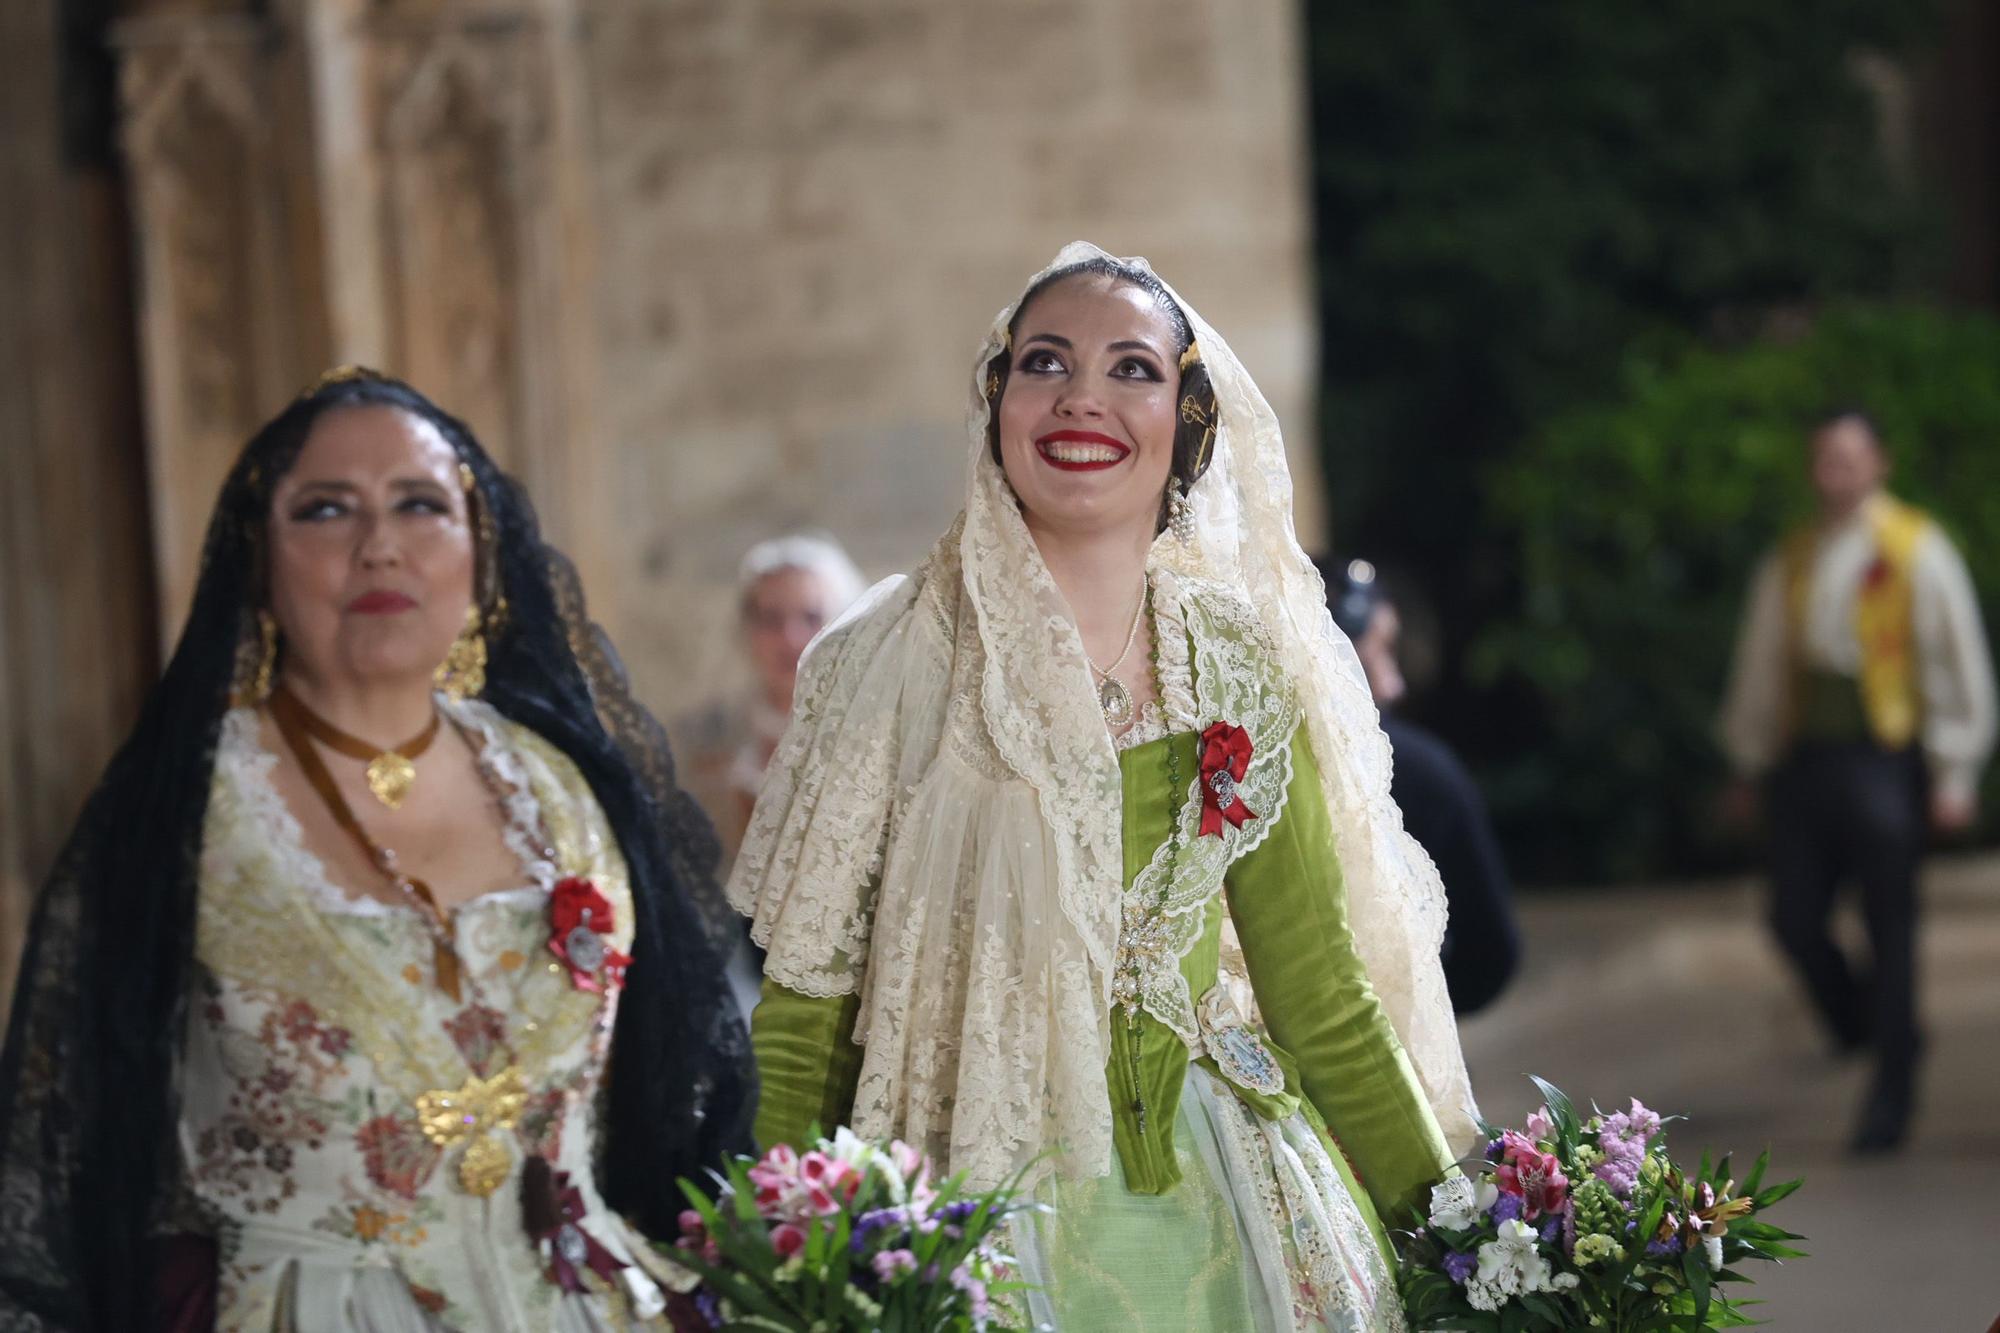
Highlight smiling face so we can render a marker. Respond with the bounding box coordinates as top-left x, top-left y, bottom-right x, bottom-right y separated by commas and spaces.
265, 404, 477, 693
995, 273, 1183, 544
